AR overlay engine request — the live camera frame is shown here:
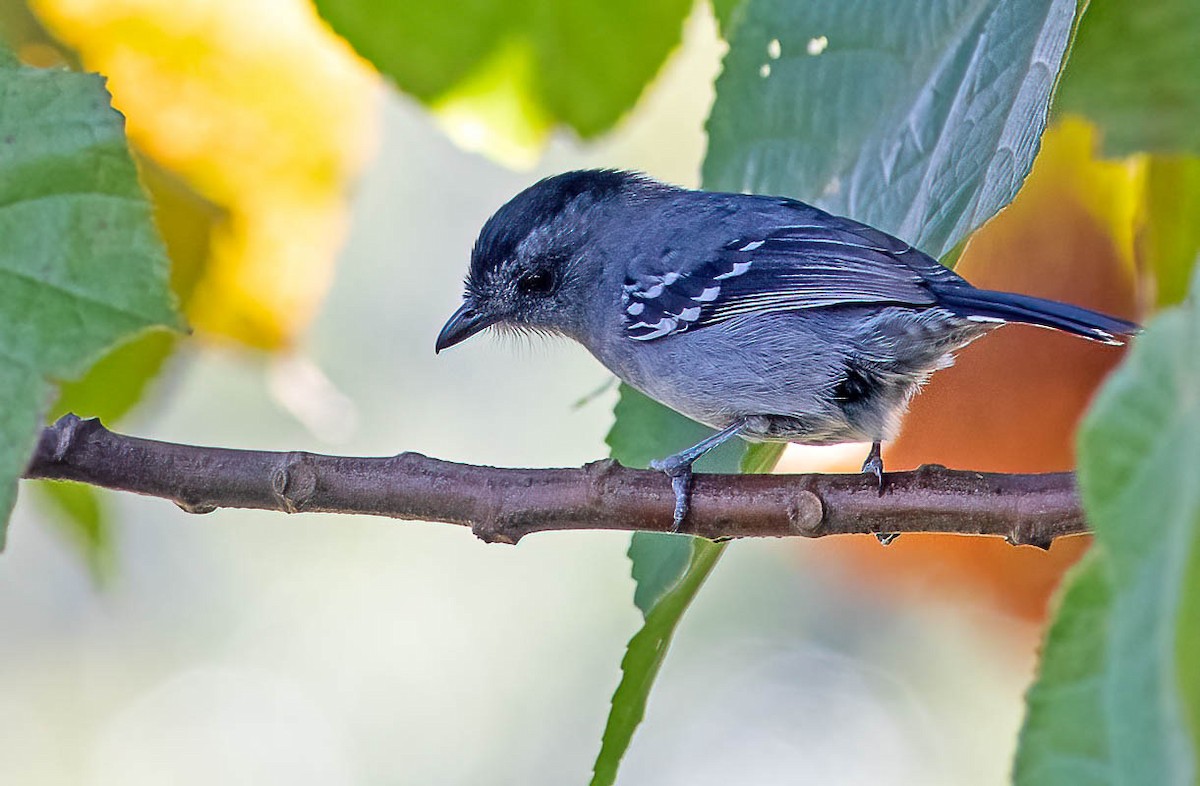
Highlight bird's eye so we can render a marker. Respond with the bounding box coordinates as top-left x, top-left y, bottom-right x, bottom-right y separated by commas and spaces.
517, 269, 555, 295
